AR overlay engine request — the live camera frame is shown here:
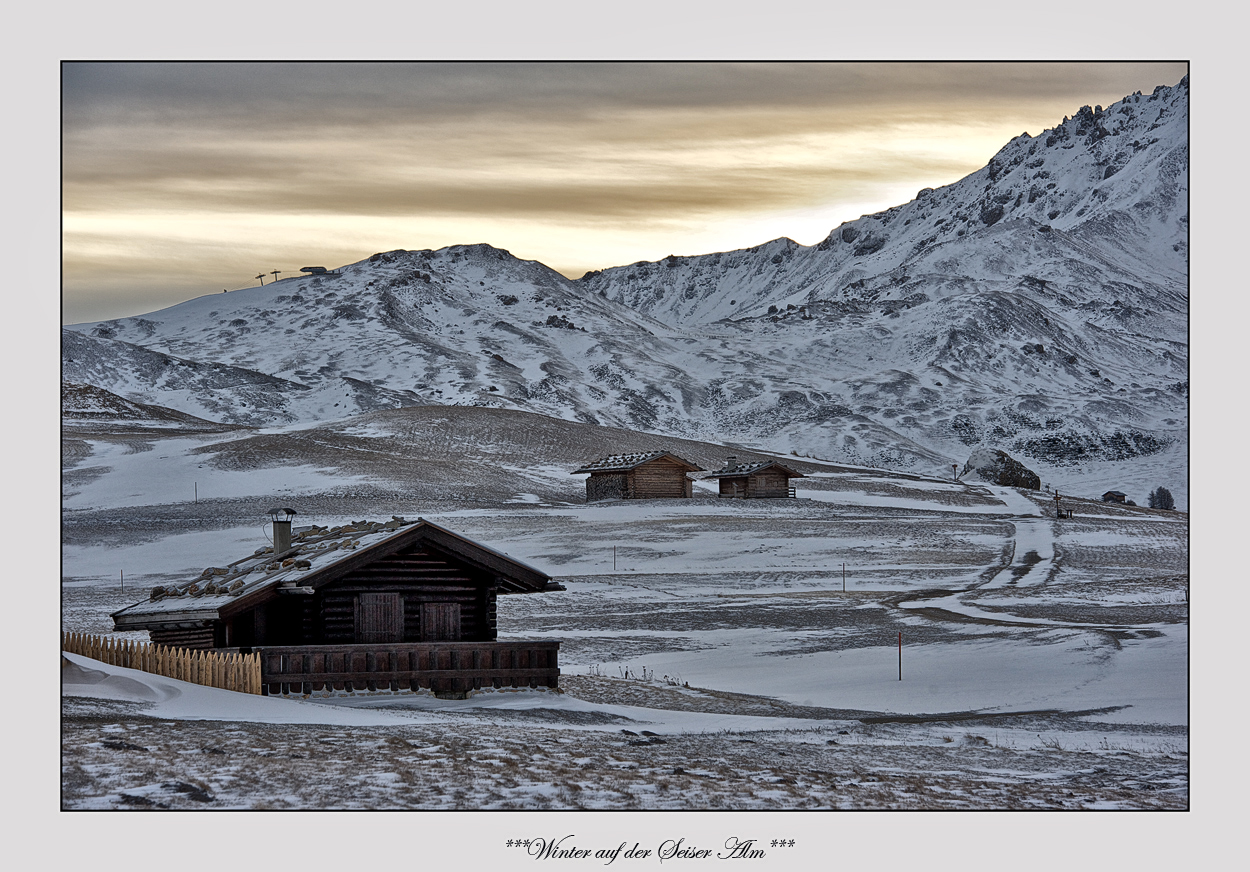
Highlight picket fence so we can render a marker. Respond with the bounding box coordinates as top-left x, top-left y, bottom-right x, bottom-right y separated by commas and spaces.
62, 631, 262, 695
